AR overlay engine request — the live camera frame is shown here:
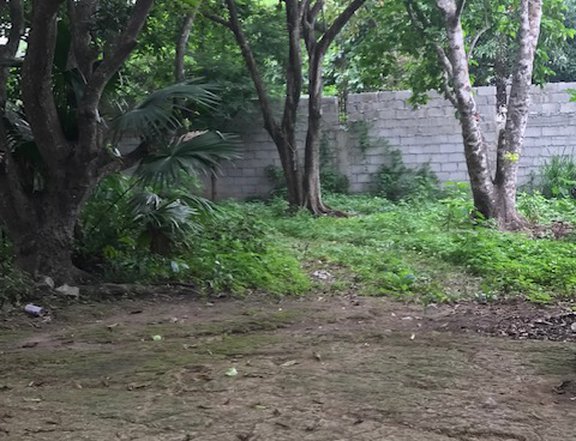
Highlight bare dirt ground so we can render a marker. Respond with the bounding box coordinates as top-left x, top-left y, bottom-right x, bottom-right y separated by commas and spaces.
0, 293, 575, 441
